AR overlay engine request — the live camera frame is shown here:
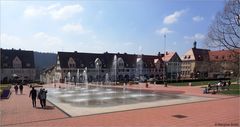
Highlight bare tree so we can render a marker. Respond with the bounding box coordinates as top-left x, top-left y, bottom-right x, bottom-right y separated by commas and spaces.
207, 0, 240, 50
